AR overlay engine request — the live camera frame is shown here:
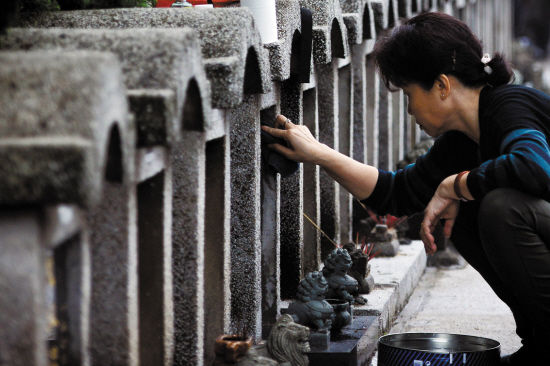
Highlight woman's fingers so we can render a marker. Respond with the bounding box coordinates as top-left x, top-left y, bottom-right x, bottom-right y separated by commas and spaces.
420, 219, 437, 254
268, 143, 295, 160
276, 114, 295, 129
443, 218, 455, 238
261, 125, 286, 138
